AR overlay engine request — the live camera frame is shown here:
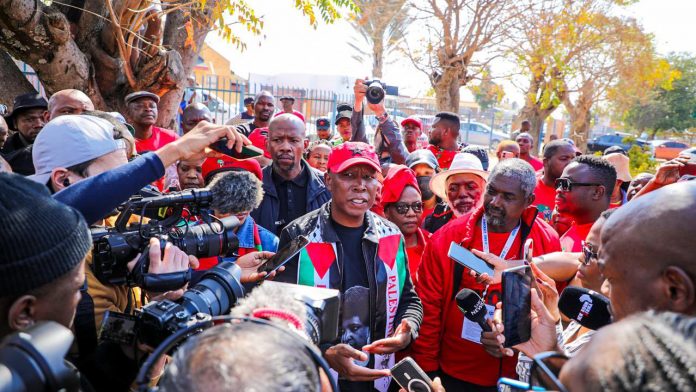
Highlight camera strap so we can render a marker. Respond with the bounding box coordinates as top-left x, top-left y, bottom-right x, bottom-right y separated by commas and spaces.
128, 247, 192, 292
